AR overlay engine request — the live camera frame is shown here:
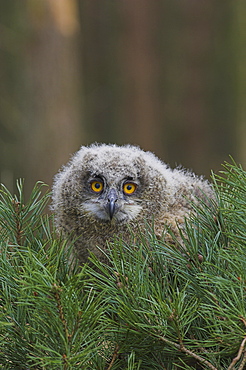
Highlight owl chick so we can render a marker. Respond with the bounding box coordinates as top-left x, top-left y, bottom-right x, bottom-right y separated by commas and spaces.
52, 143, 213, 264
